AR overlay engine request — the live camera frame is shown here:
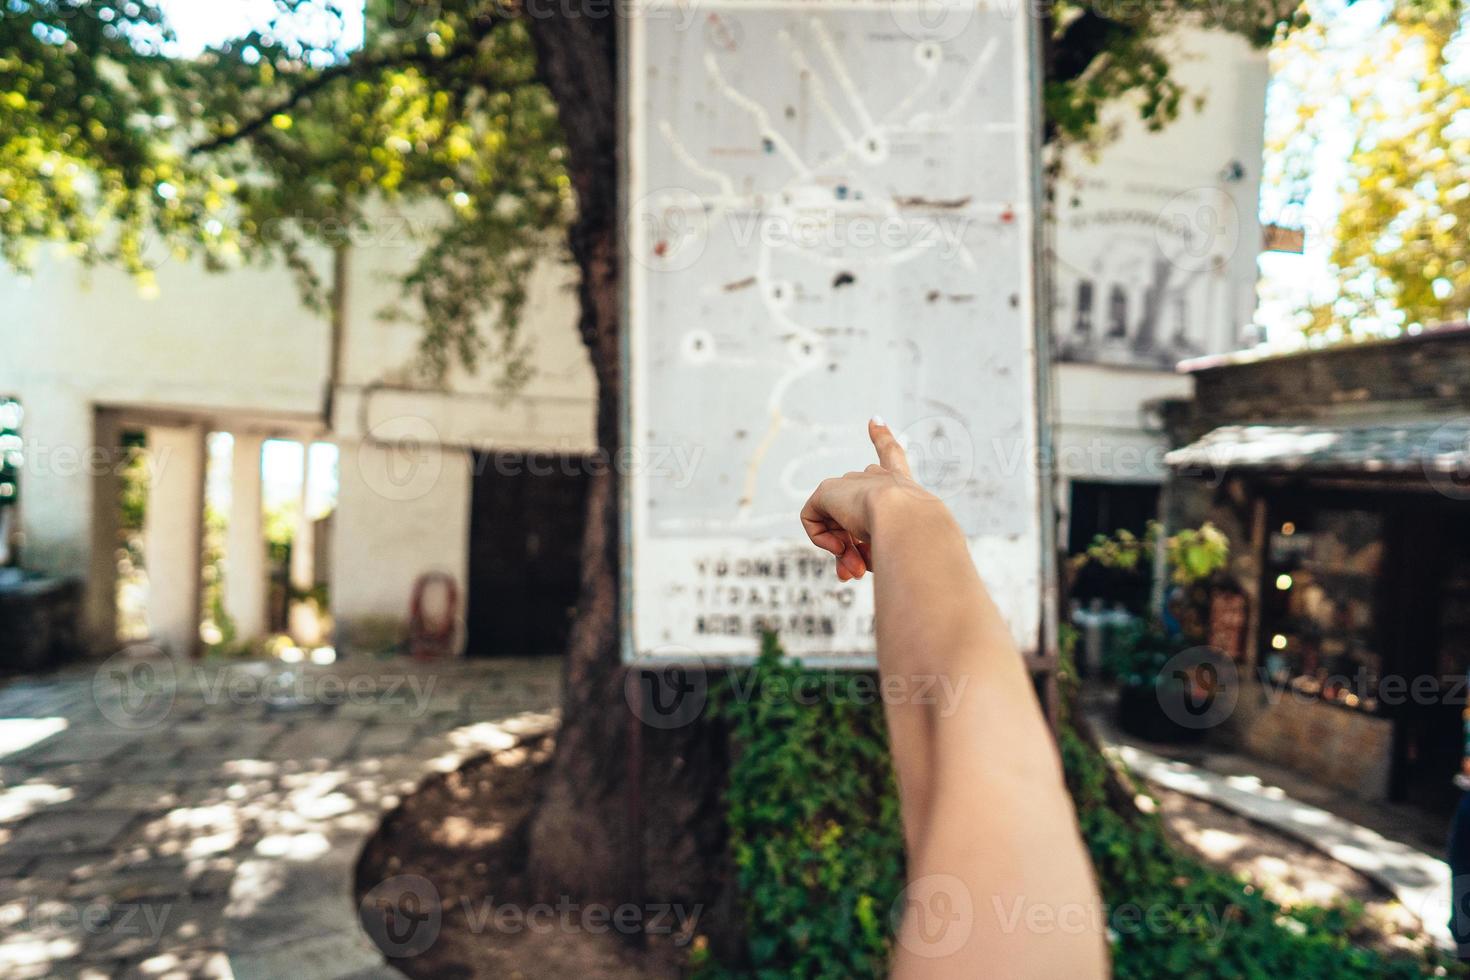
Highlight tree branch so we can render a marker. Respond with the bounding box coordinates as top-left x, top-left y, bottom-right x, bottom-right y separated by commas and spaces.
189, 26, 496, 157
1050, 10, 1139, 85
